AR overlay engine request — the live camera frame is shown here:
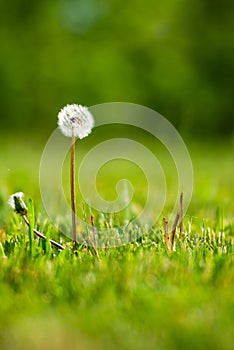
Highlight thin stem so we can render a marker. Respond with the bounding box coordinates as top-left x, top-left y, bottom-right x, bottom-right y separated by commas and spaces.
163, 217, 171, 250
171, 212, 180, 250
91, 214, 97, 247
22, 215, 65, 250
71, 134, 77, 247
